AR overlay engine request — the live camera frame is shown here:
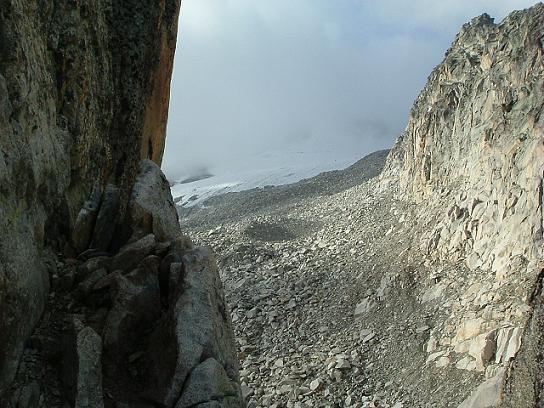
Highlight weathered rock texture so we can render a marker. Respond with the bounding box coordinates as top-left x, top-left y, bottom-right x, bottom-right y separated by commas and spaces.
382, 4, 544, 406
0, 1, 243, 407
384, 7, 543, 274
